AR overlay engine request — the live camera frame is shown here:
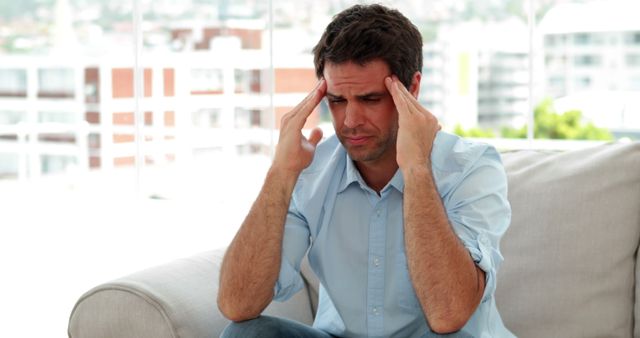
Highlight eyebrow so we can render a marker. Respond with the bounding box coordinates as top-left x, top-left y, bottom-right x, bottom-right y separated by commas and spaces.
326, 91, 387, 100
